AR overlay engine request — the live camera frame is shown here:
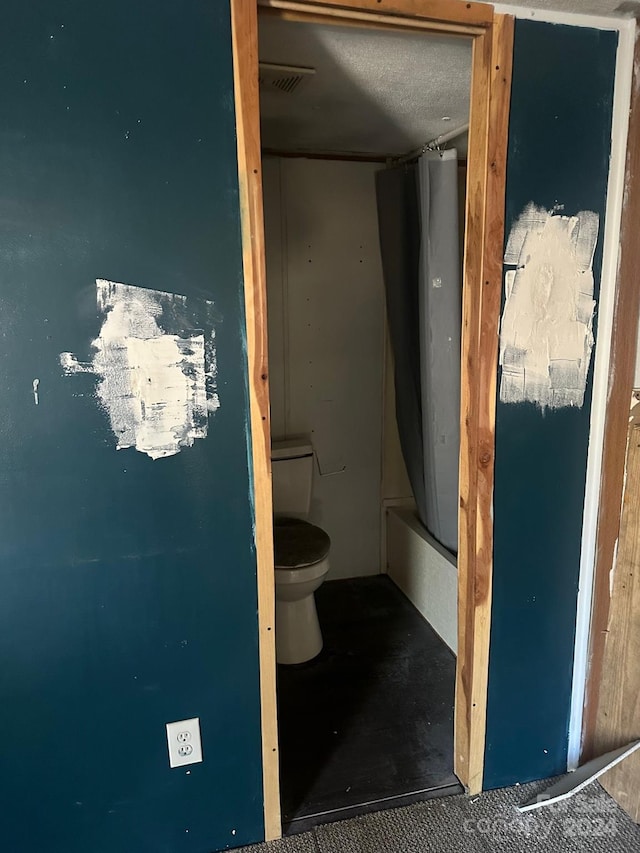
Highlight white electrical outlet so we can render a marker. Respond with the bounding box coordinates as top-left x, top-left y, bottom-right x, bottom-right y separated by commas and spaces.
166, 717, 203, 768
